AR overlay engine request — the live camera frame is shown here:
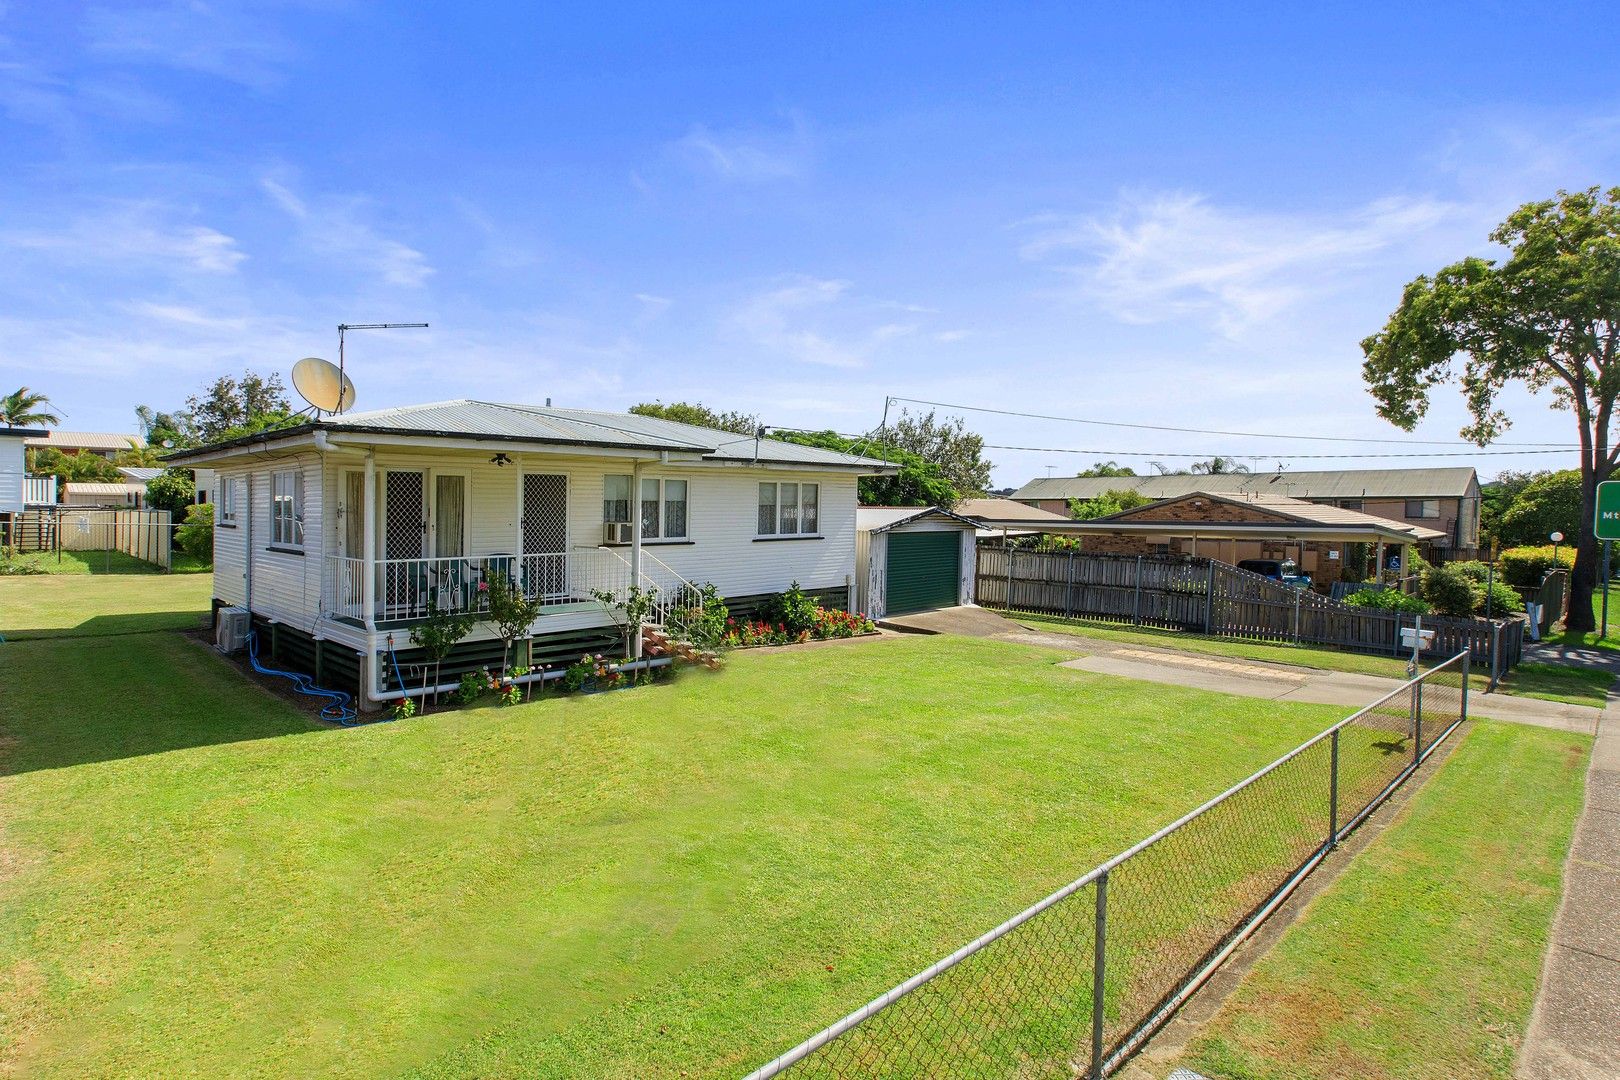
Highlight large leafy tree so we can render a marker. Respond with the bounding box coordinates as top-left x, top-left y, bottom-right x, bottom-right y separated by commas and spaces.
1068, 489, 1151, 520
1, 387, 60, 427
135, 404, 197, 449
26, 446, 120, 484
773, 429, 959, 506
628, 400, 759, 436
1362, 187, 1620, 631
185, 371, 294, 444
1497, 469, 1581, 548
885, 409, 993, 498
